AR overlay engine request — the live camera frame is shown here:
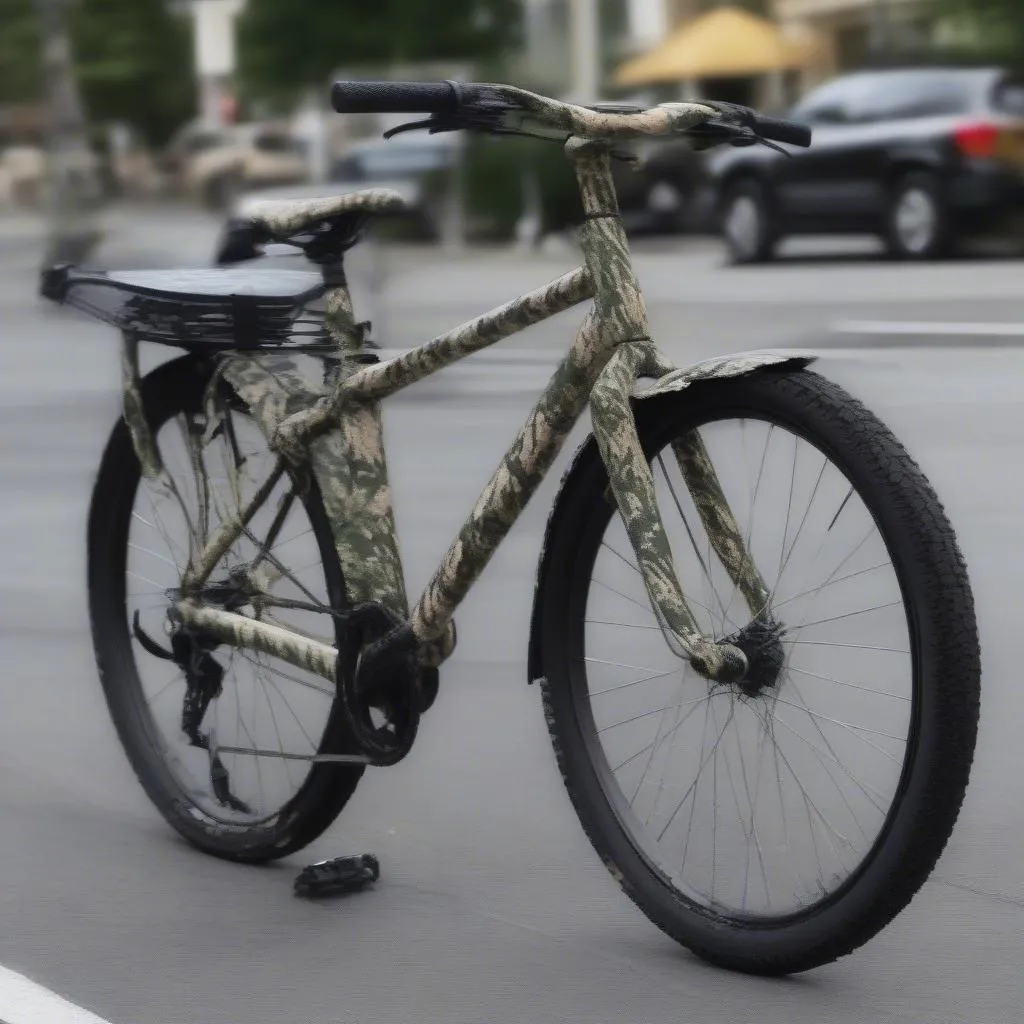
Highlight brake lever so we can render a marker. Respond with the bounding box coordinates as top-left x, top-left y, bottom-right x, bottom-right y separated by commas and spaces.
686, 118, 790, 157
383, 117, 457, 138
